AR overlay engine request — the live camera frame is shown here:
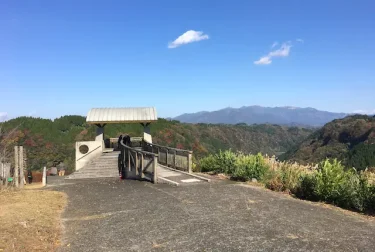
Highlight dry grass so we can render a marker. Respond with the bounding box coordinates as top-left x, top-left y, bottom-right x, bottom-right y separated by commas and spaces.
0, 189, 67, 252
